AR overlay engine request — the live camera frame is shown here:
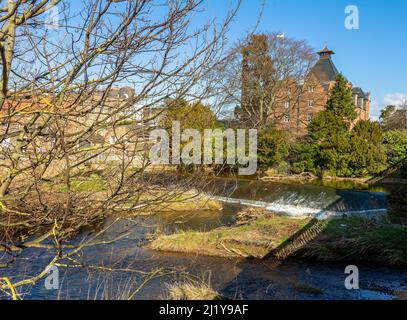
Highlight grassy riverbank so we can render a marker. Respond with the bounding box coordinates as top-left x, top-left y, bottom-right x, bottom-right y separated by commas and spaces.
149, 210, 407, 266
295, 216, 407, 266
149, 213, 311, 258
49, 173, 222, 212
